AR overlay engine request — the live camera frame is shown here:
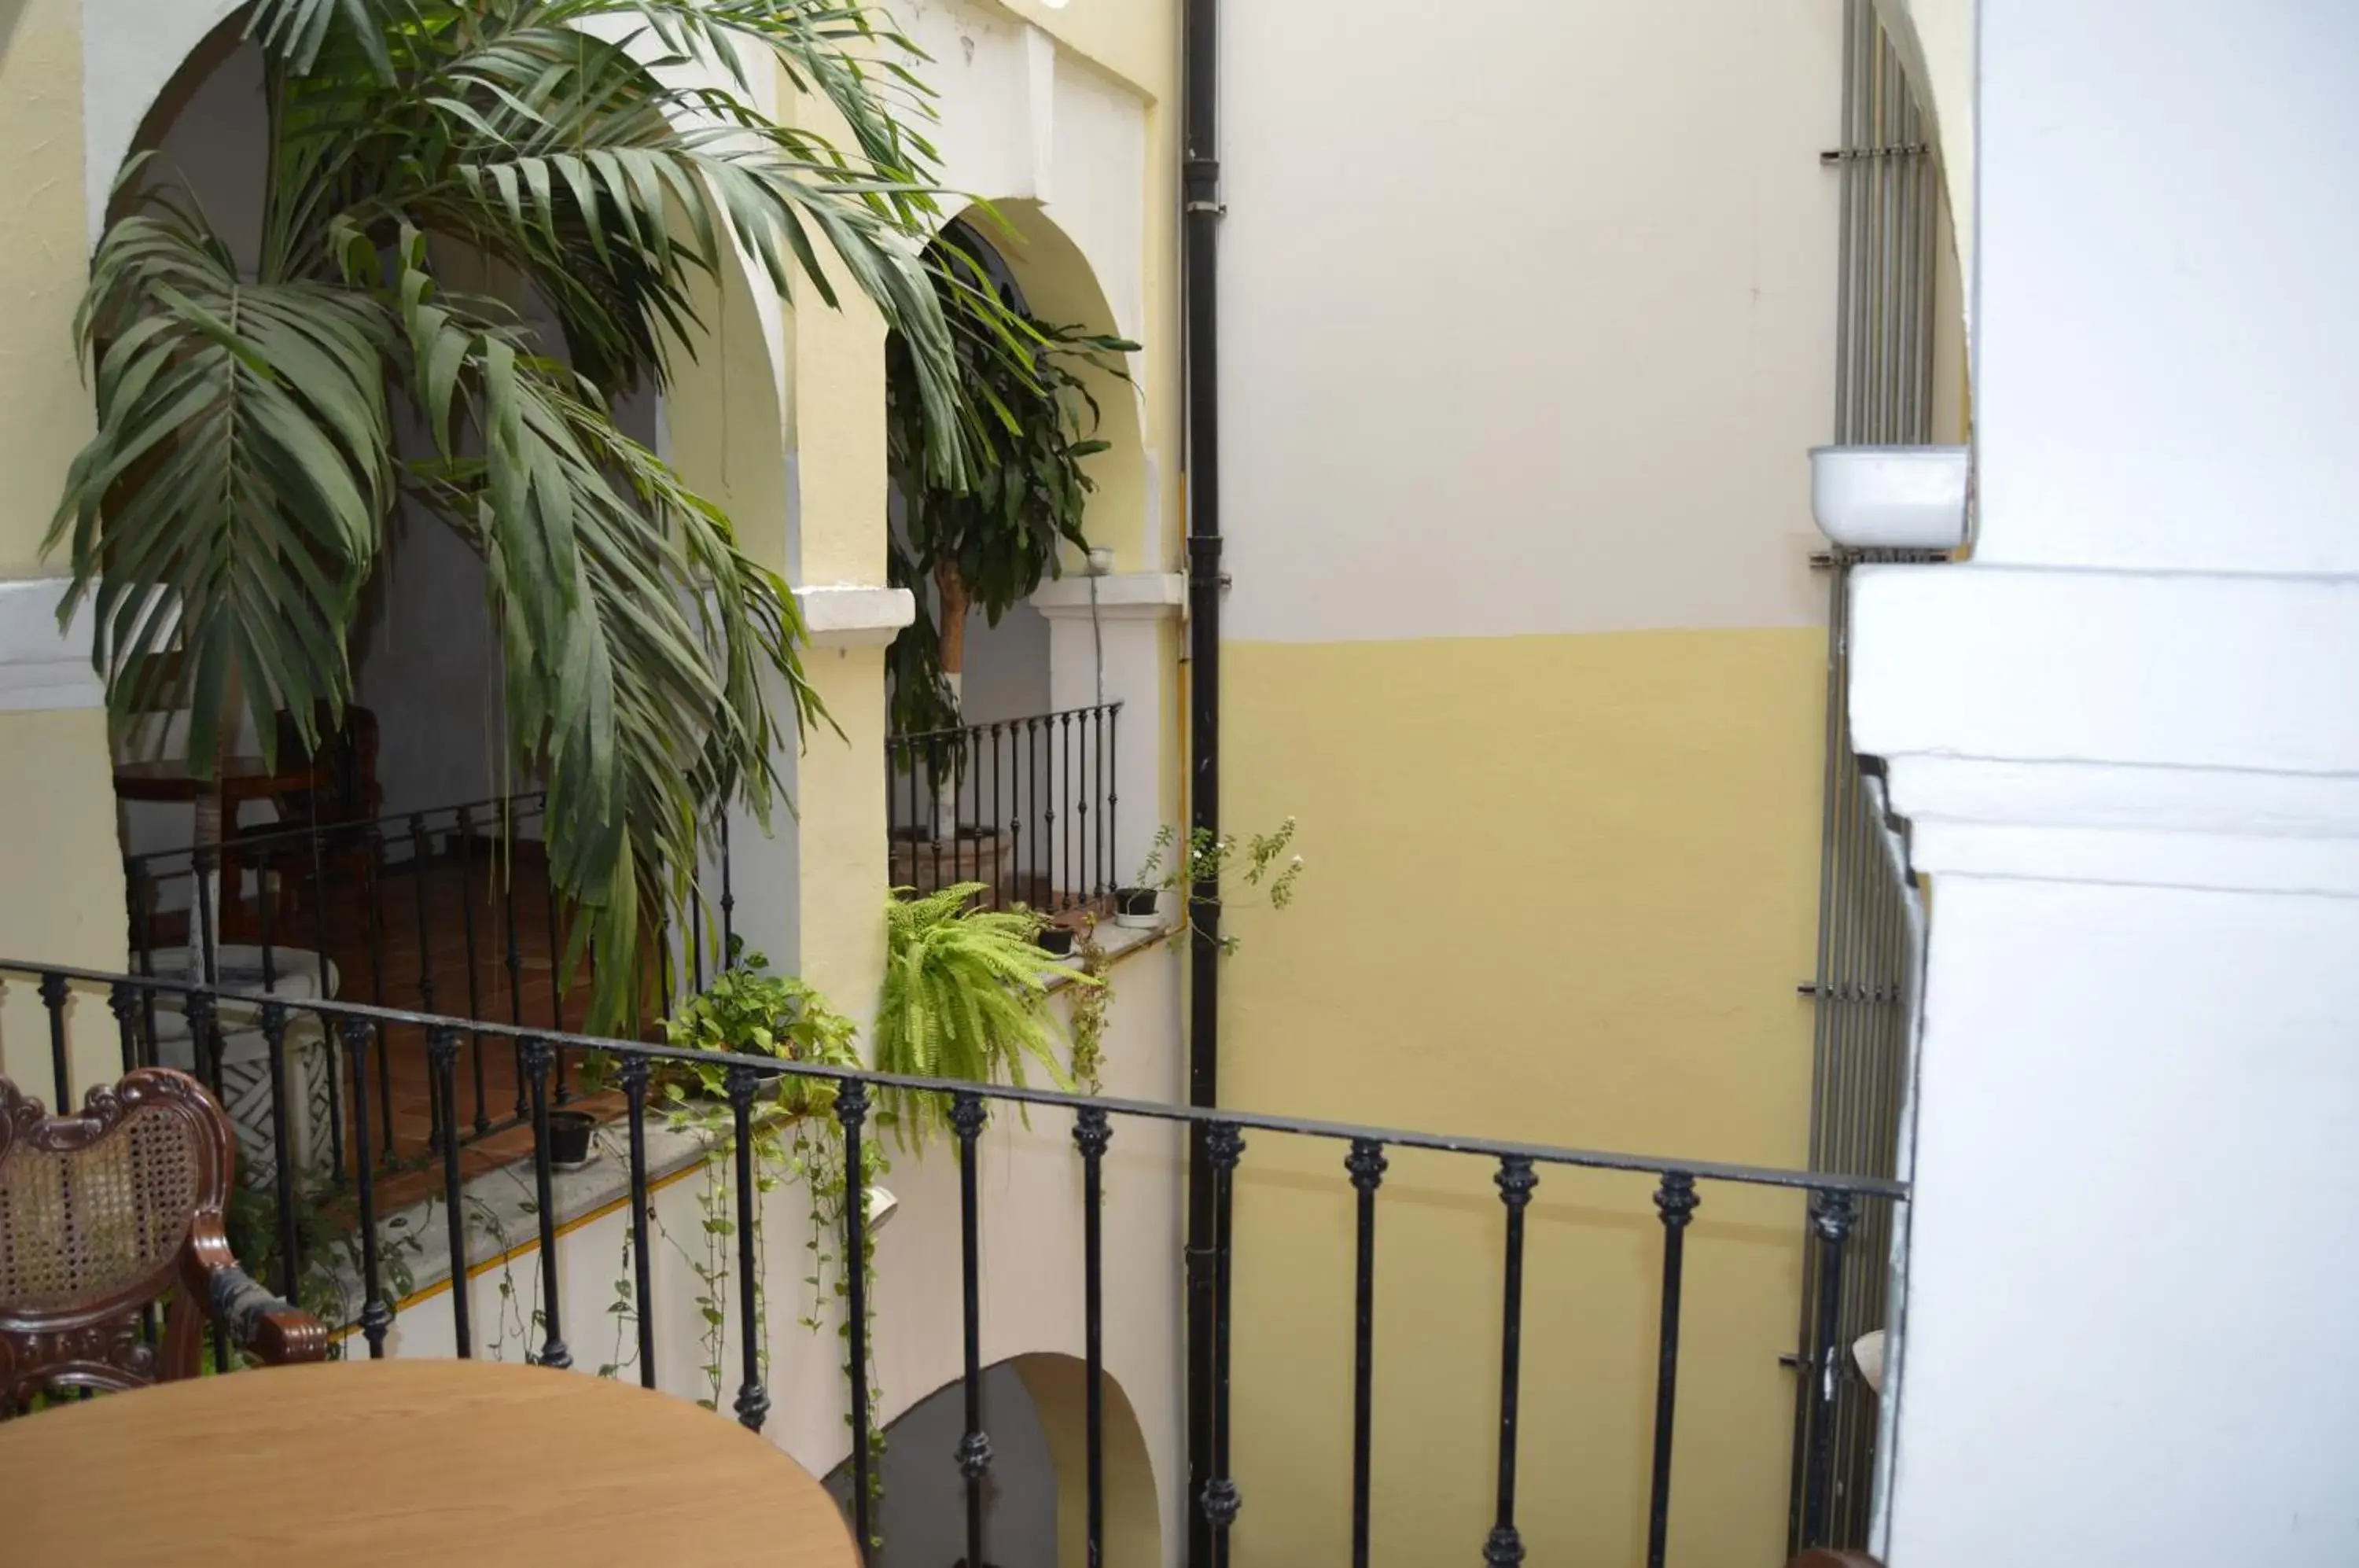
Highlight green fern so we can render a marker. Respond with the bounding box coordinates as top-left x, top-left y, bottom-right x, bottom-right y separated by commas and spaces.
876, 884, 1083, 1144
